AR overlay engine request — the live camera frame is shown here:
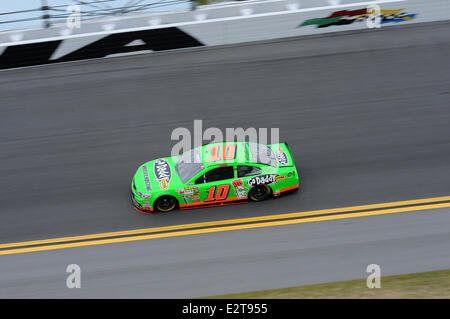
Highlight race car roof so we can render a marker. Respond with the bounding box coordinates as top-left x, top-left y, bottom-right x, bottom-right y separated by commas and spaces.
200, 142, 249, 168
